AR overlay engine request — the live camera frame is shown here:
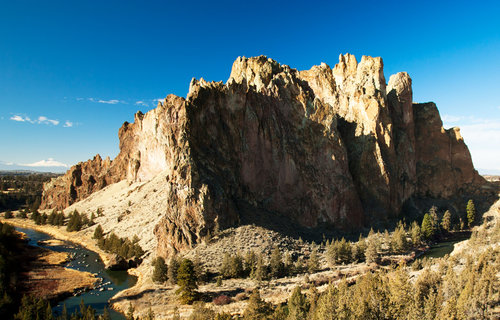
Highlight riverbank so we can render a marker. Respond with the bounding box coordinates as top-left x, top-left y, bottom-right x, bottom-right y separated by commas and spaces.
0, 215, 113, 265
20, 244, 98, 301
2, 214, 142, 319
